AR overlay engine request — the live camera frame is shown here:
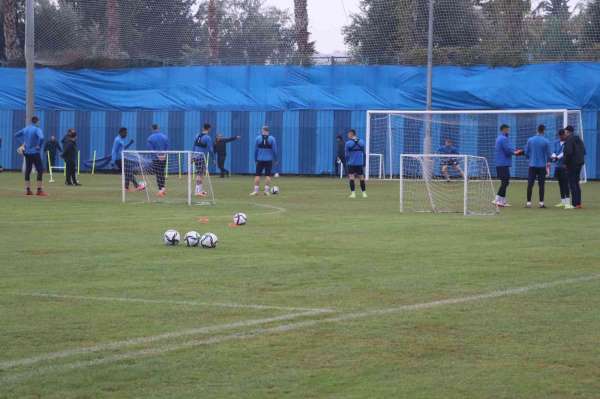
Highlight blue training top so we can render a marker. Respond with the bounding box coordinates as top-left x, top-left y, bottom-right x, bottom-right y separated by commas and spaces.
255, 135, 278, 162
495, 134, 515, 167
193, 133, 213, 159
15, 124, 44, 155
437, 145, 458, 155
525, 135, 552, 168
147, 132, 169, 152
111, 135, 129, 163
345, 138, 366, 166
